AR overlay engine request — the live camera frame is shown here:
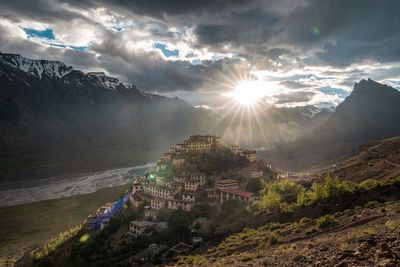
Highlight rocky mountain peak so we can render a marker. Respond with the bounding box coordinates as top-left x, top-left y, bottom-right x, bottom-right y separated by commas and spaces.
87, 71, 126, 90
0, 52, 74, 79
351, 78, 397, 97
